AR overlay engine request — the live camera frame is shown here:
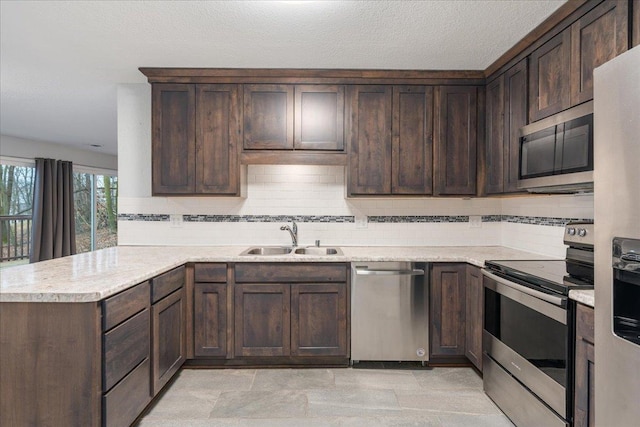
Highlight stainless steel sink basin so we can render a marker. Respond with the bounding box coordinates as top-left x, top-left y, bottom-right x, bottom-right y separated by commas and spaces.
240, 246, 293, 256
293, 247, 343, 256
